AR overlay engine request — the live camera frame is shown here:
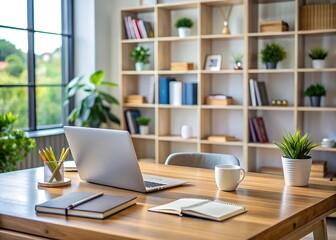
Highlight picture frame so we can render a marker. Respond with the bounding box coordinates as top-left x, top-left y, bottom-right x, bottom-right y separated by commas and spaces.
205, 55, 222, 71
